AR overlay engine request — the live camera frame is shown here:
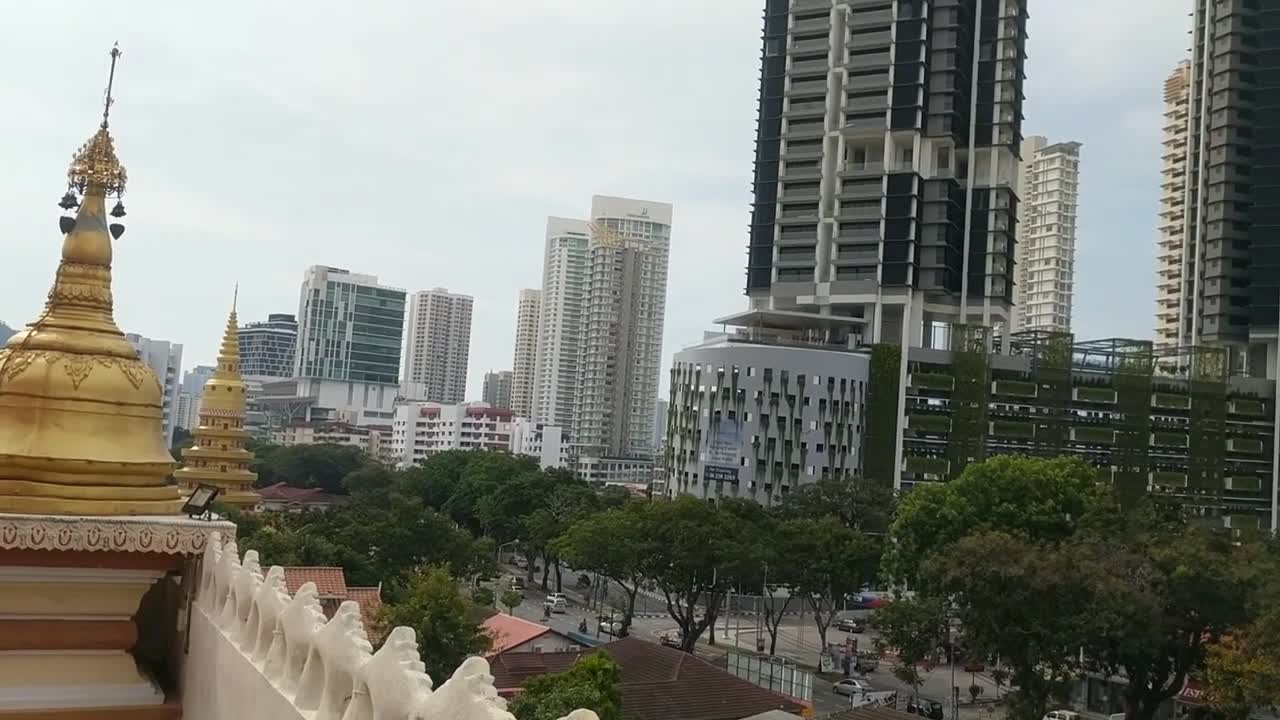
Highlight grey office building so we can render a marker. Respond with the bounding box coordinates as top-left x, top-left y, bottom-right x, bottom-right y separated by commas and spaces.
239, 313, 298, 380
747, 0, 1028, 347
1177, 0, 1280, 376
